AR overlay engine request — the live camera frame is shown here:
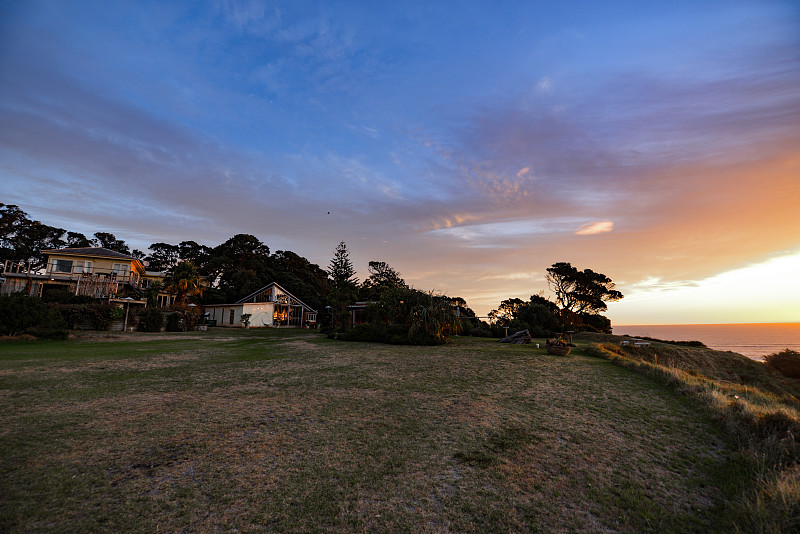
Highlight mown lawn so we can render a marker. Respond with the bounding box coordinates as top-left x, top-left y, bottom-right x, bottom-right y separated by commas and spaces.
0, 329, 747, 533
